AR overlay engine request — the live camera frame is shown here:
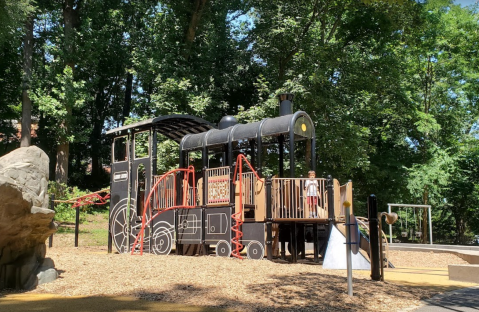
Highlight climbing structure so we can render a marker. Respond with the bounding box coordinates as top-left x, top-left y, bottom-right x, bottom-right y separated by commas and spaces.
106, 94, 355, 263
131, 166, 195, 255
